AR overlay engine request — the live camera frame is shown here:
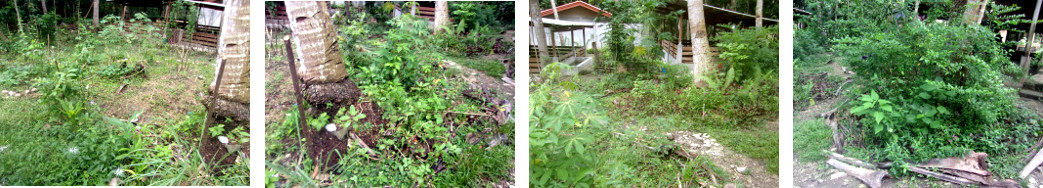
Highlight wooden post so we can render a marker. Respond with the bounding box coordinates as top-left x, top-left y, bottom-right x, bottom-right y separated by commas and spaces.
677, 15, 683, 64
284, 36, 309, 131
571, 28, 575, 50
582, 27, 586, 49
203, 58, 228, 147
550, 30, 559, 58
